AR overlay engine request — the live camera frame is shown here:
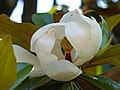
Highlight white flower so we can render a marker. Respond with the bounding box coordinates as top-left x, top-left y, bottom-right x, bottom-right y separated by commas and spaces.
13, 9, 102, 81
